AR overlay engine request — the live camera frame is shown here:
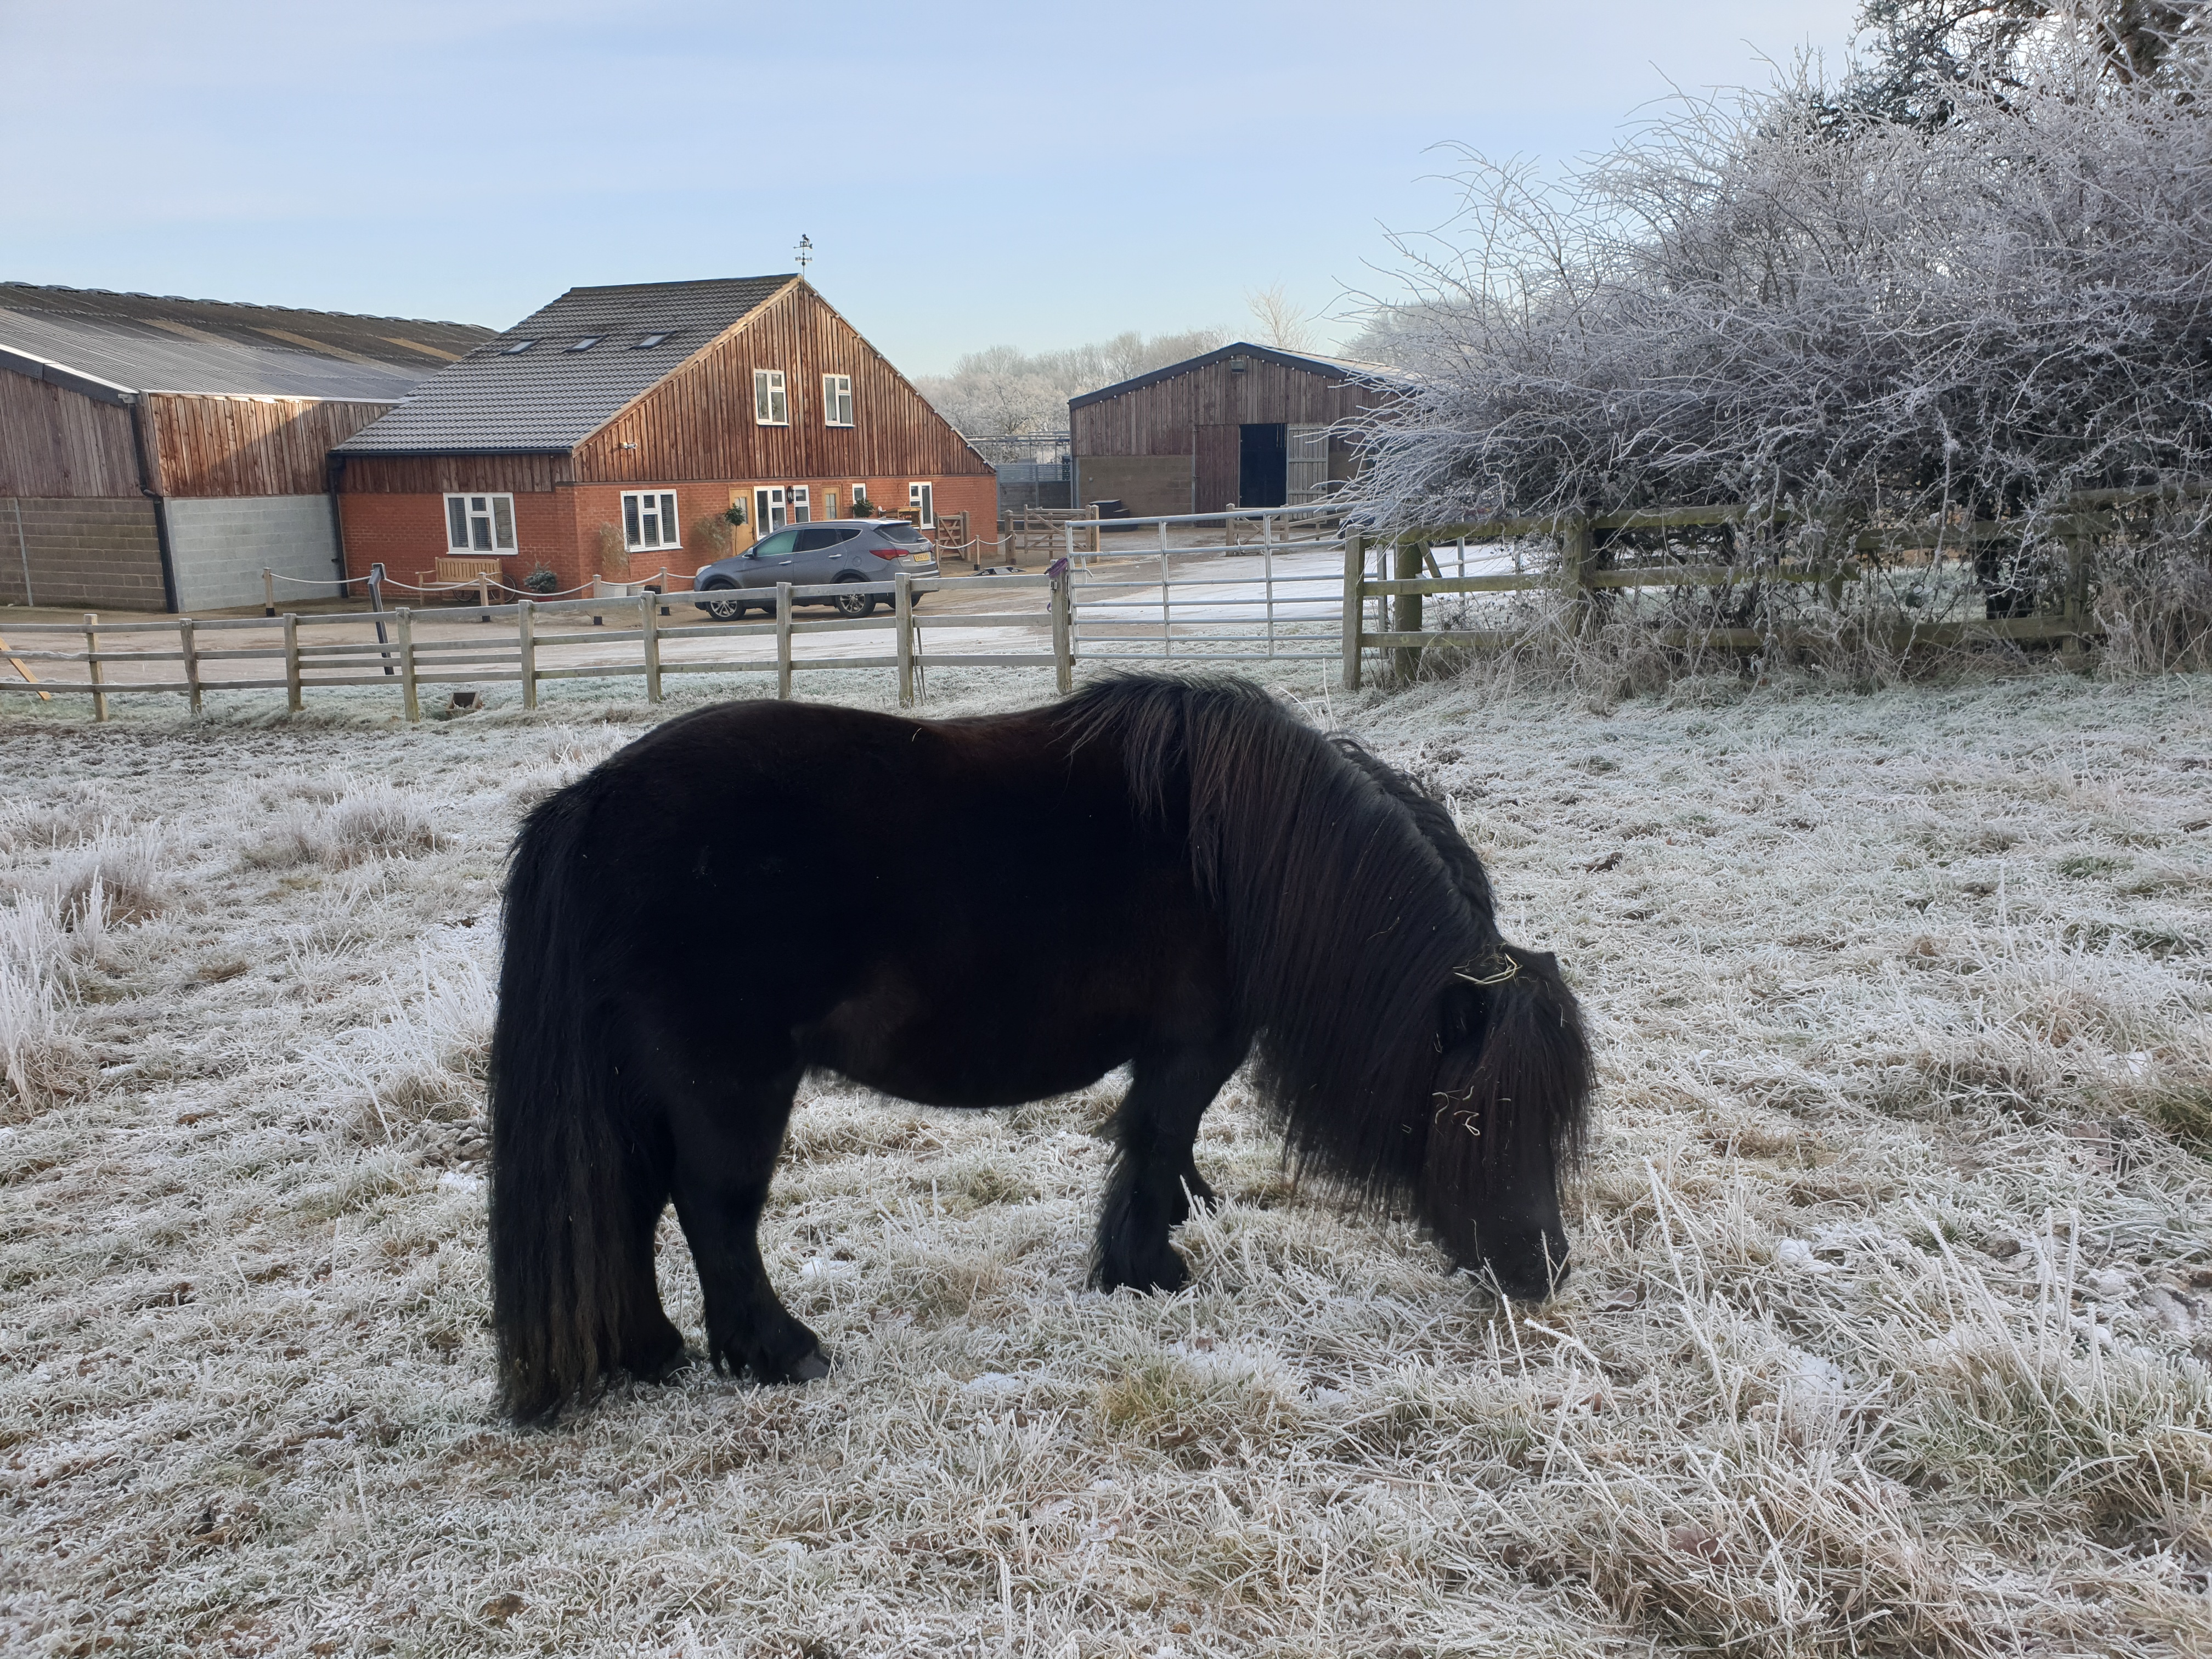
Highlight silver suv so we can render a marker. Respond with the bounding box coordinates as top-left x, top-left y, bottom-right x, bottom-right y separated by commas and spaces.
692, 519, 940, 619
